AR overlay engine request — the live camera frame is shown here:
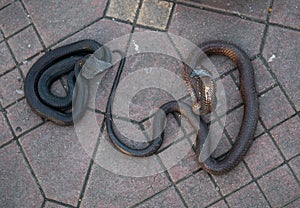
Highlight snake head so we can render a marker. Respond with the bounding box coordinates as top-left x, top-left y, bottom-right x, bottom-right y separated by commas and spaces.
190, 66, 213, 79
